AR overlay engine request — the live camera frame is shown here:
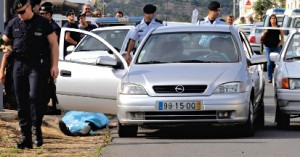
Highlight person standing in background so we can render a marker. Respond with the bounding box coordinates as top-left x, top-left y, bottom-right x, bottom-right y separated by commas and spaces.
30, 0, 41, 13
39, 2, 61, 40
63, 9, 80, 47
198, 1, 226, 25
78, 13, 97, 31
0, 0, 59, 149
226, 15, 234, 25
262, 14, 284, 83
123, 4, 163, 65
115, 11, 124, 18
